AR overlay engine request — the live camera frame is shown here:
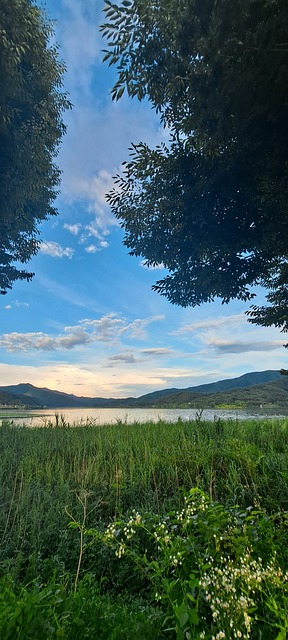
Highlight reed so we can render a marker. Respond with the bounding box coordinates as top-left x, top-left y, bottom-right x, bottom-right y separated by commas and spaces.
0, 417, 287, 584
